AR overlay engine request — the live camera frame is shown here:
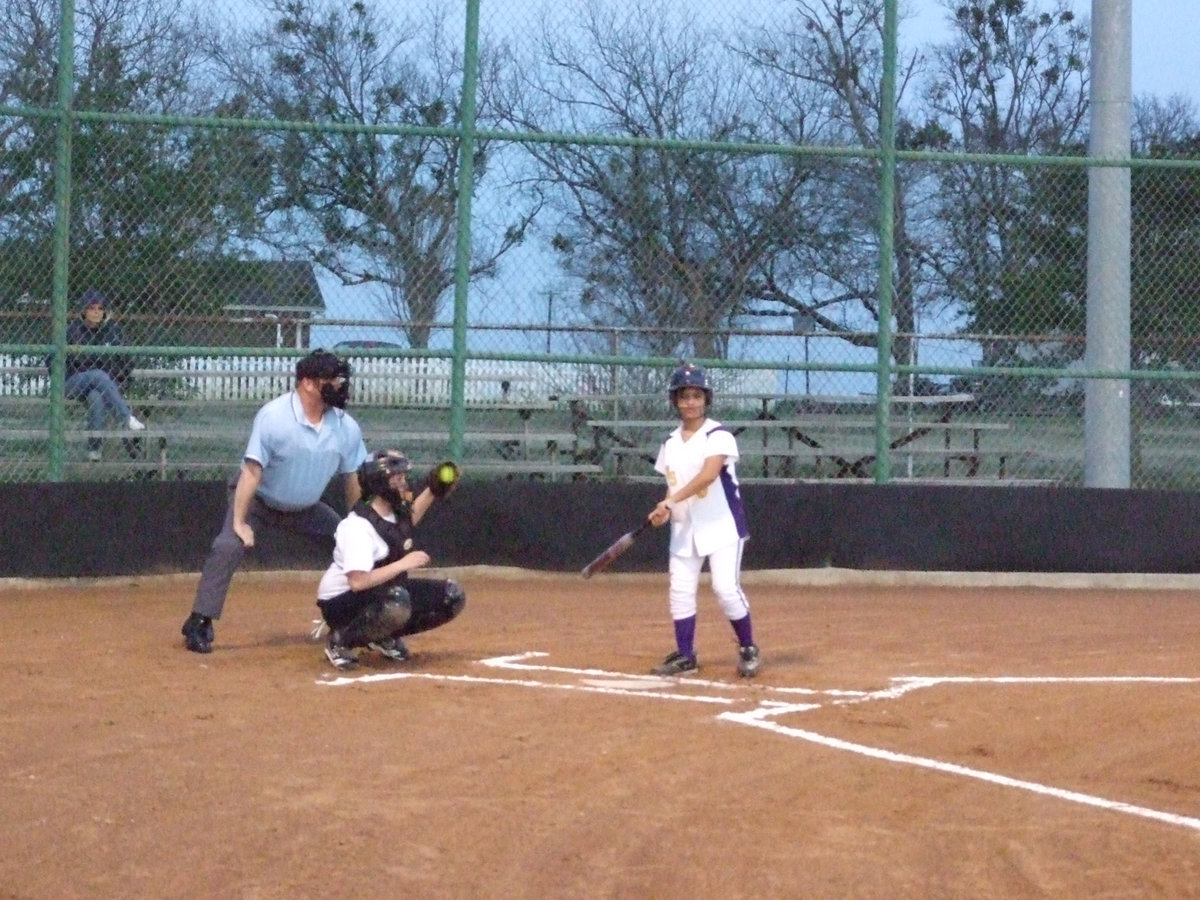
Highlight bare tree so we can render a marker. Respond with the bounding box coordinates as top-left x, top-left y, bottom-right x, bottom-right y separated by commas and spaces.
741, 0, 941, 378
498, 0, 823, 360
207, 0, 535, 348
1133, 94, 1199, 155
